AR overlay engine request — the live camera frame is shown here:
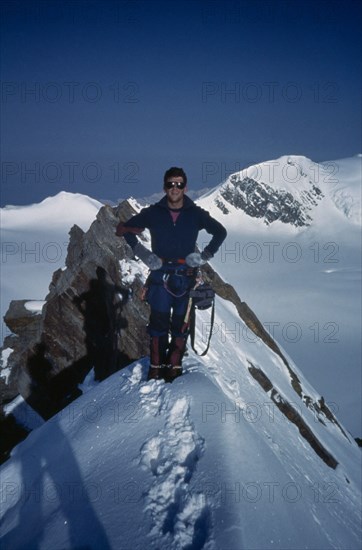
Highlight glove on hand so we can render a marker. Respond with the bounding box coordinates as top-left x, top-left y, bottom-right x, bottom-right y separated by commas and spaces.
134, 242, 162, 270
185, 249, 213, 267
